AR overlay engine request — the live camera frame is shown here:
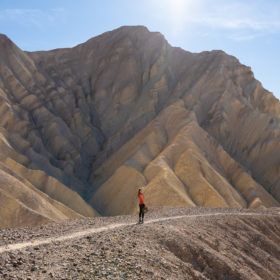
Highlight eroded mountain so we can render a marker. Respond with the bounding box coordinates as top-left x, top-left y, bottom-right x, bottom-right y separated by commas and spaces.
0, 26, 279, 227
